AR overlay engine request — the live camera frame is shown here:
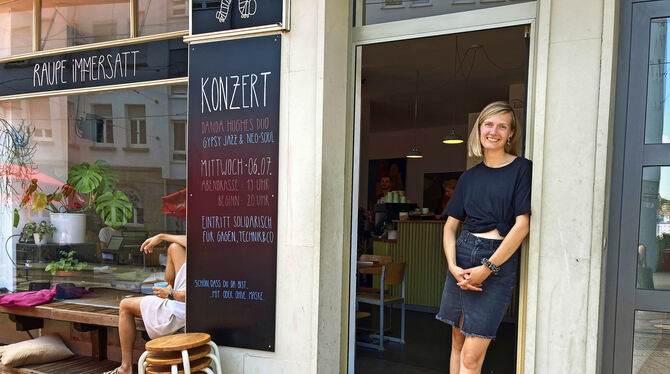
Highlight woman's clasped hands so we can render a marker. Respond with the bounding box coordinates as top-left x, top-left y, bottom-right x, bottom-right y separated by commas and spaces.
450, 264, 492, 292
